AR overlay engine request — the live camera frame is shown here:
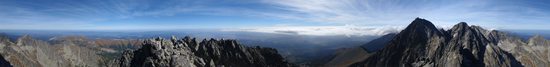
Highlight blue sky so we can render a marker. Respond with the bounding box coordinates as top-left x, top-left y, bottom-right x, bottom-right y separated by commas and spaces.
1, 0, 550, 31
